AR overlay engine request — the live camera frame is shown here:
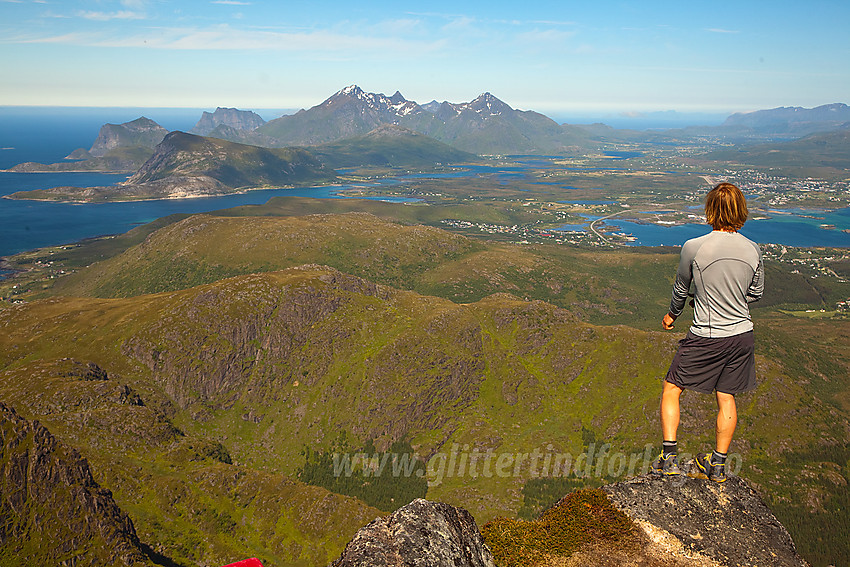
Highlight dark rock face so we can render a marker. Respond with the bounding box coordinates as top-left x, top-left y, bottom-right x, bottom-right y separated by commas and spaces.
190, 107, 266, 135
61, 359, 109, 381
0, 402, 150, 566
331, 498, 496, 567
602, 474, 809, 567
